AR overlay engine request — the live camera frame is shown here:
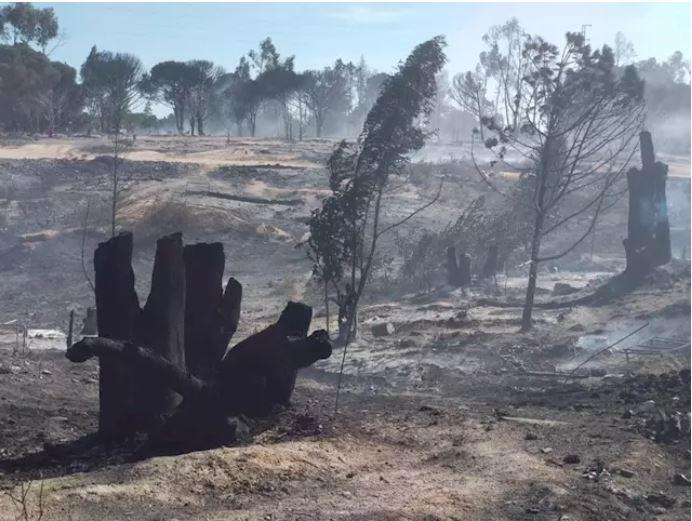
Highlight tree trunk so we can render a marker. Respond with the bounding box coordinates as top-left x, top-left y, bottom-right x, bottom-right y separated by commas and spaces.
482, 245, 499, 279
458, 252, 472, 286
624, 131, 671, 277
189, 117, 196, 136
183, 242, 241, 380
133, 232, 186, 431
324, 280, 330, 336
93, 232, 141, 440
521, 212, 544, 331
73, 232, 332, 451
446, 246, 461, 286
315, 115, 323, 138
